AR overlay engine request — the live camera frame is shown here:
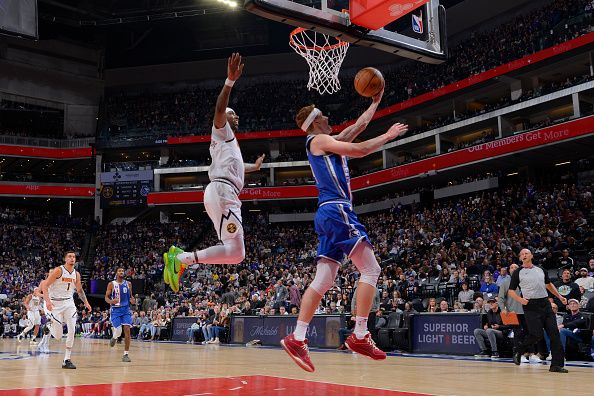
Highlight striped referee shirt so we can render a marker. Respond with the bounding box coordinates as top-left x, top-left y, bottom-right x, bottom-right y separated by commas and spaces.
509, 264, 550, 299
